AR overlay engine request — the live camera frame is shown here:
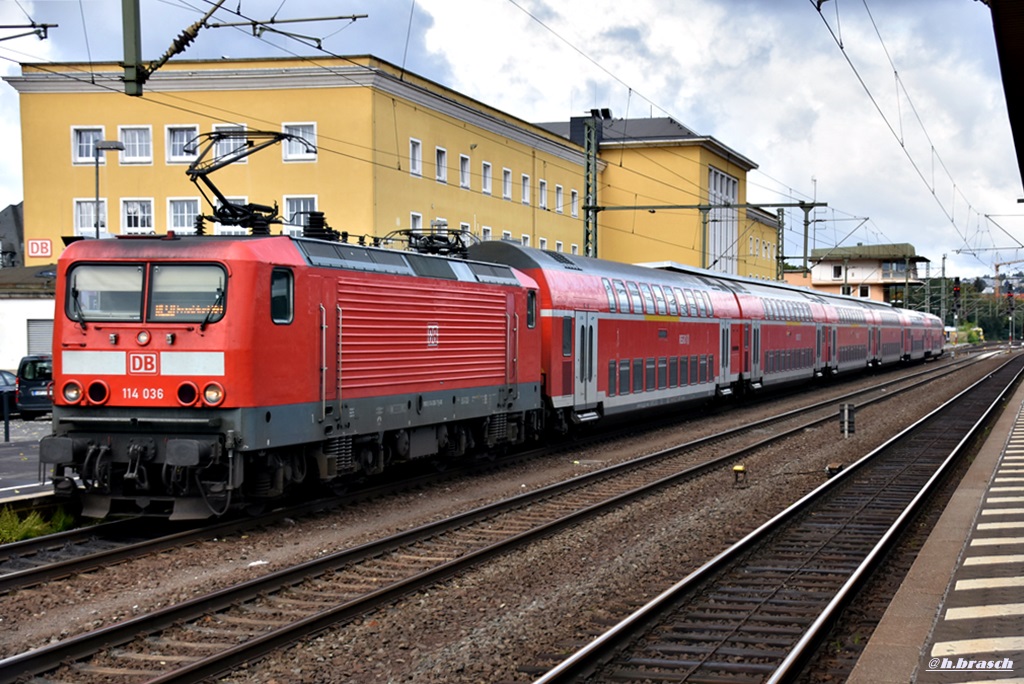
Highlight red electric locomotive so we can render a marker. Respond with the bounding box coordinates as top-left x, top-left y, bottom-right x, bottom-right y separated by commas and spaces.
41, 234, 543, 519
